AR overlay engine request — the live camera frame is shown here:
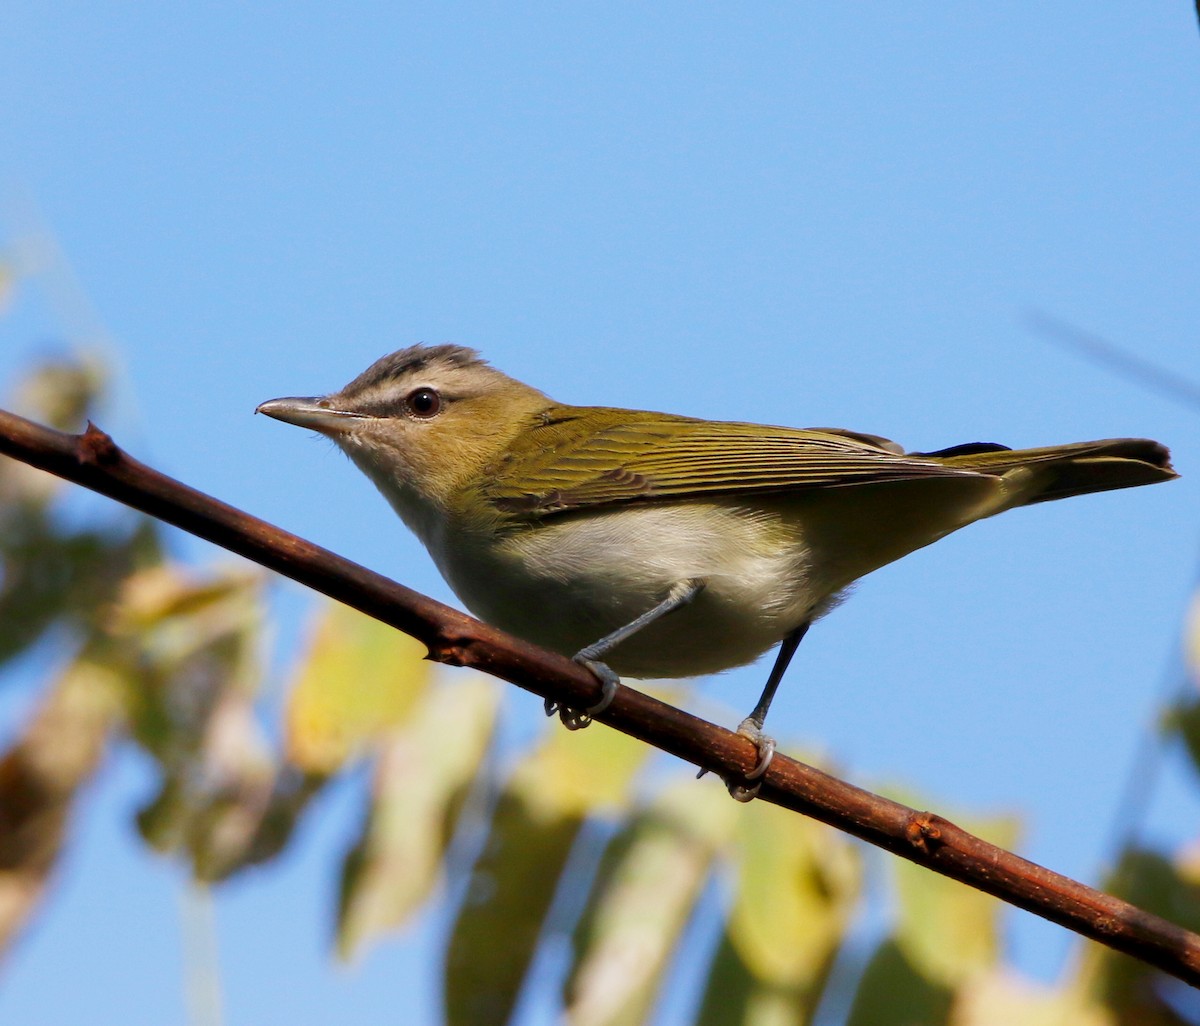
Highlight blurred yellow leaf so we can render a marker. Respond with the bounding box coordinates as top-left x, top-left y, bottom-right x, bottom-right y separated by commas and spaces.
337, 677, 500, 960
103, 564, 309, 882
112, 565, 265, 758
285, 601, 432, 775
0, 354, 106, 508
1186, 590, 1200, 687
0, 653, 124, 952
951, 971, 1113, 1026
565, 781, 737, 1026
0, 261, 13, 315
508, 715, 651, 821
892, 810, 1018, 988
12, 354, 105, 432
691, 769, 861, 1025
1175, 836, 1200, 887
182, 688, 278, 881
728, 792, 861, 992
114, 564, 260, 669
